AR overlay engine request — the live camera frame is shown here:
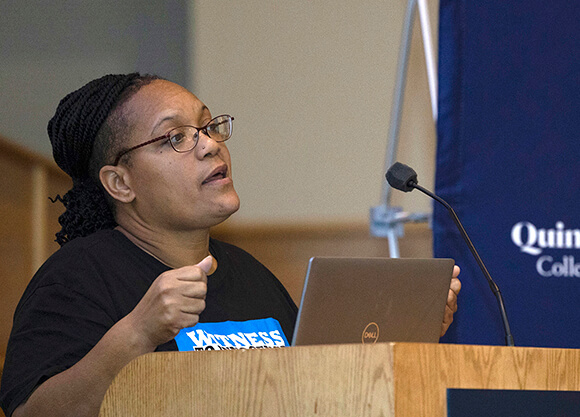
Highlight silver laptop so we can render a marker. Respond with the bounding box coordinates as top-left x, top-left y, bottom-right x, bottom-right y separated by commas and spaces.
291, 257, 454, 346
